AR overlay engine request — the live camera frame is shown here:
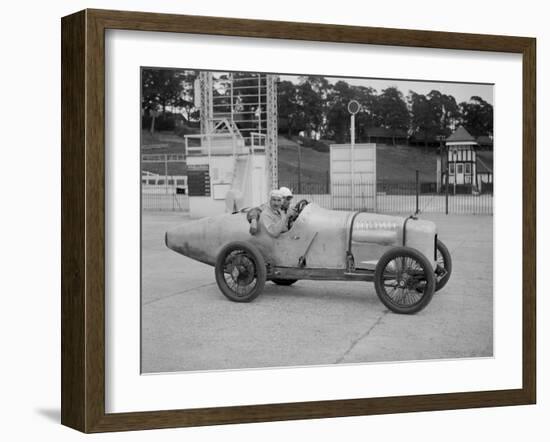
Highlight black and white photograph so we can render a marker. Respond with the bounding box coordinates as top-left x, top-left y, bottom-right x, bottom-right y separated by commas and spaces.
140, 69, 494, 373
3, 0, 545, 438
